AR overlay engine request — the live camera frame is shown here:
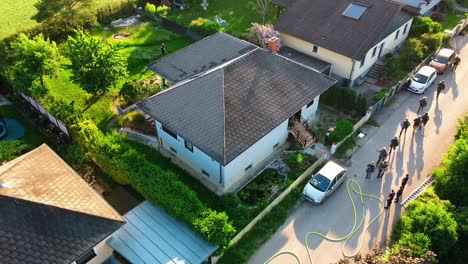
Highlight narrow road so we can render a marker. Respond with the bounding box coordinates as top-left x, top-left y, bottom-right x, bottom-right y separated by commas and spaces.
248, 35, 468, 264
